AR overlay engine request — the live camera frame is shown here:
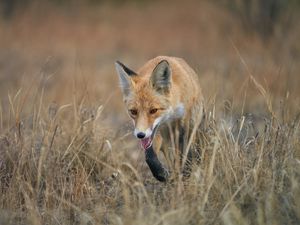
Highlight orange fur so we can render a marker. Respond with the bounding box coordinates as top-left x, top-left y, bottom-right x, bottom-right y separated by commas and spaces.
115, 56, 204, 161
